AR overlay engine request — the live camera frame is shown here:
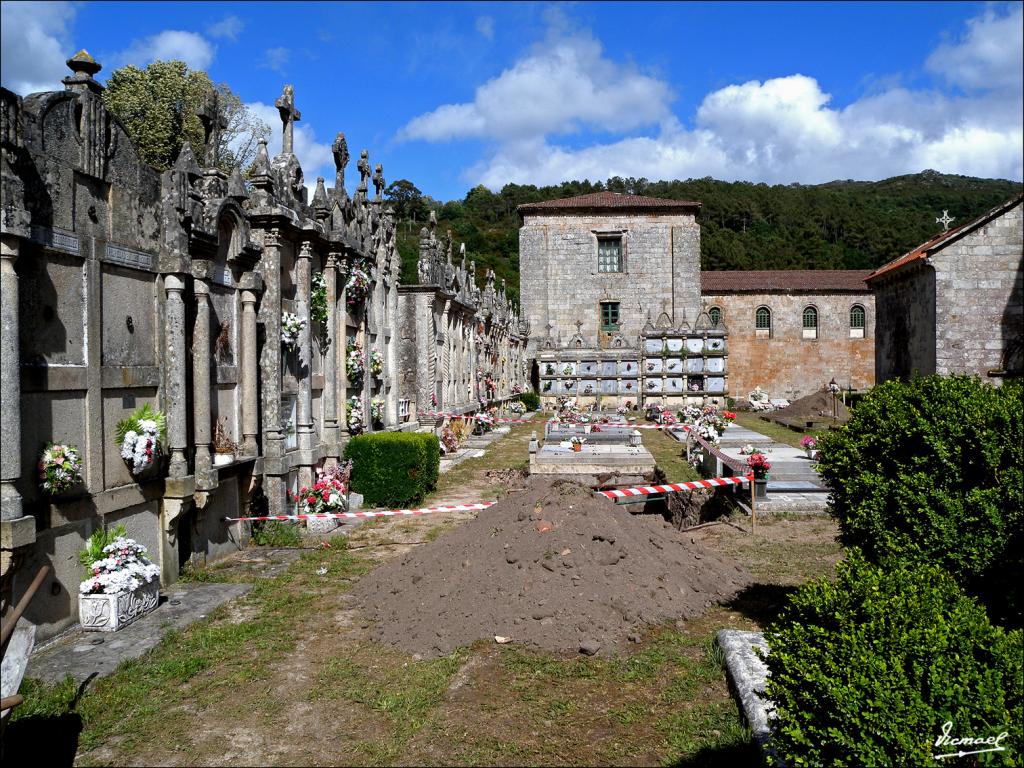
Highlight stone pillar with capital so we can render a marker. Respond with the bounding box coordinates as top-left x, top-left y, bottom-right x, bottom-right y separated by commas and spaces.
257, 228, 287, 514
322, 252, 340, 456
239, 272, 262, 456
164, 274, 189, 476
192, 275, 213, 487
294, 241, 316, 489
